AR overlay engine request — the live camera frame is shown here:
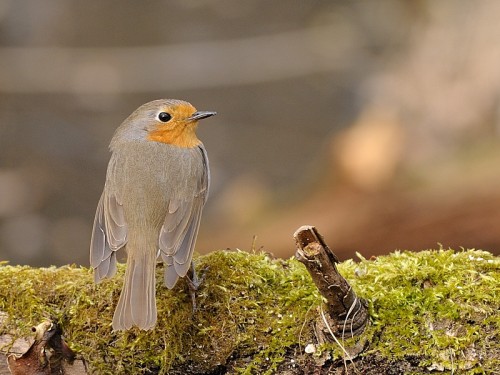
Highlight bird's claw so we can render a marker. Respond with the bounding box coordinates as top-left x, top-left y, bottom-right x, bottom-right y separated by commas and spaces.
186, 261, 210, 314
